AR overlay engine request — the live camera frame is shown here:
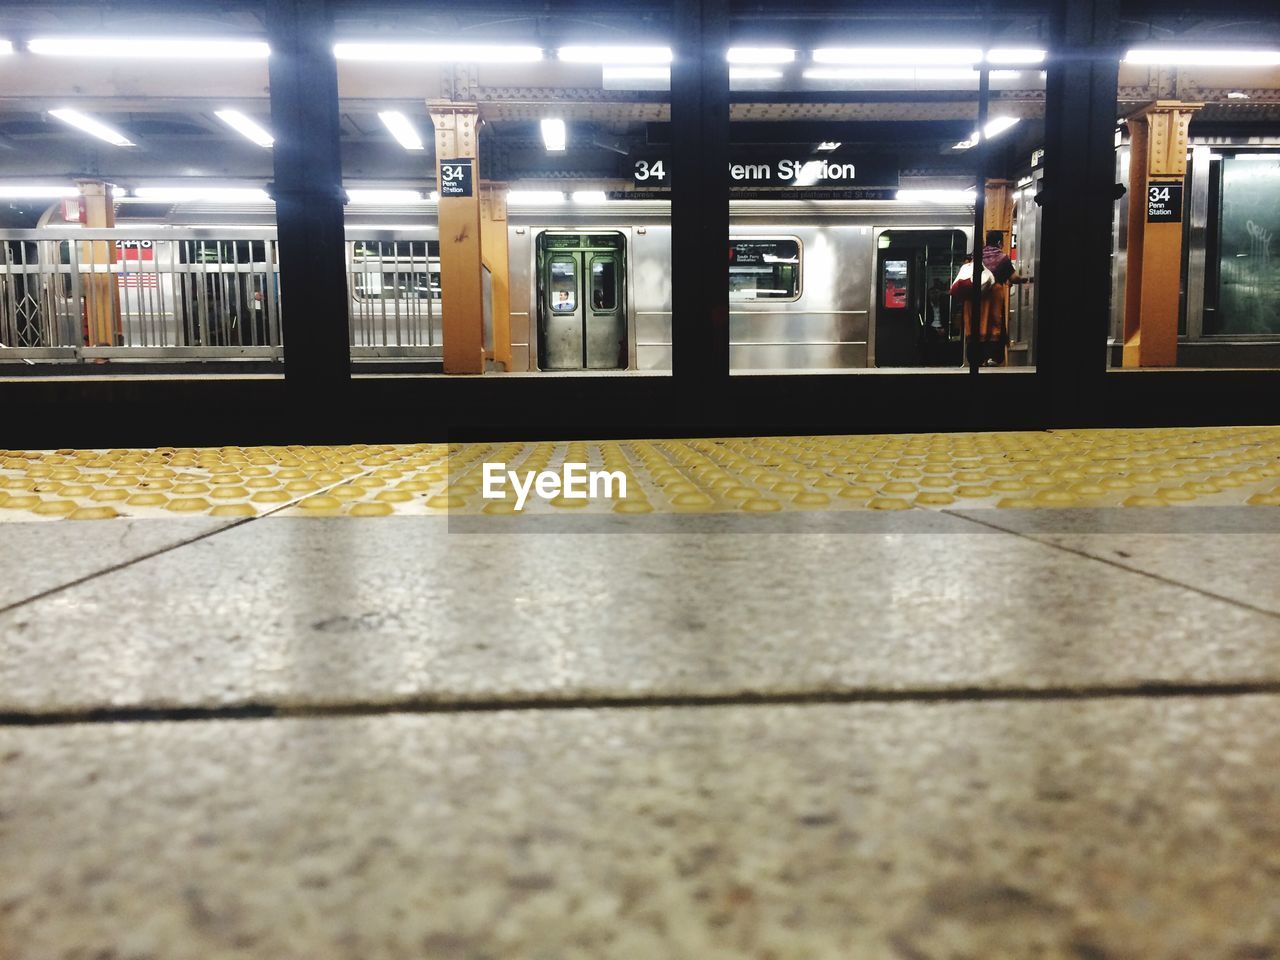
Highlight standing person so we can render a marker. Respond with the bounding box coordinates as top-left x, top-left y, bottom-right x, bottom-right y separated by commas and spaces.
979, 230, 1030, 367
949, 254, 995, 367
